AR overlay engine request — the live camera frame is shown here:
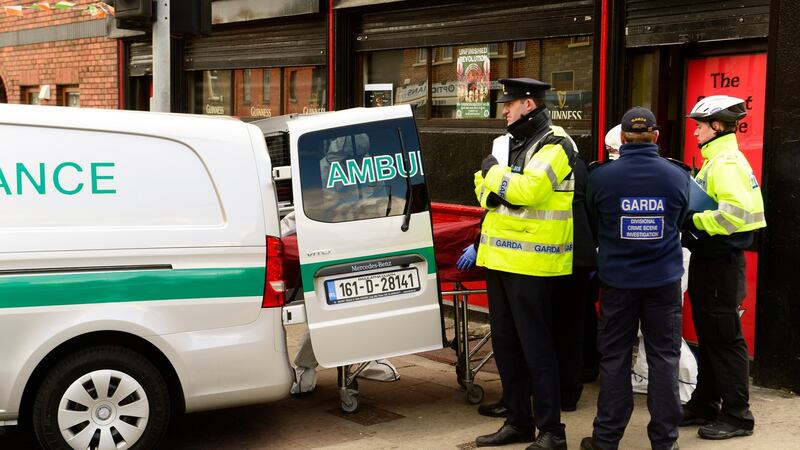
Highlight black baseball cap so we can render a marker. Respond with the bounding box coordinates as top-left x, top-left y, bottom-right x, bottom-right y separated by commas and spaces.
621, 106, 659, 132
496, 78, 551, 103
